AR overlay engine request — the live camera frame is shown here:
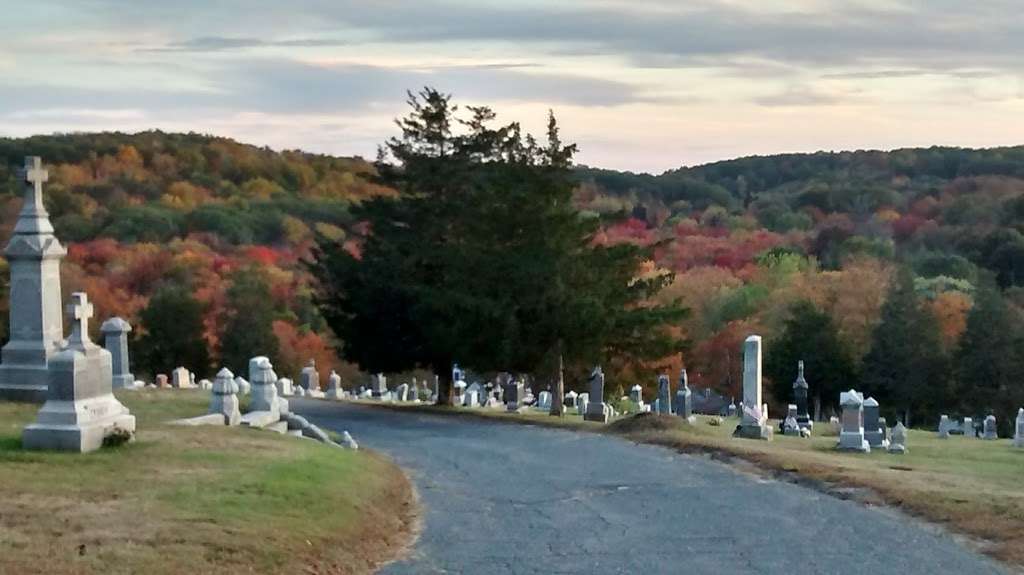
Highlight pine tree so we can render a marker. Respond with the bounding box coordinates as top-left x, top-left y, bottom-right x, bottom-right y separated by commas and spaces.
765, 300, 855, 416
311, 88, 685, 405
220, 267, 281, 376
955, 282, 1024, 433
861, 268, 950, 425
135, 283, 210, 378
